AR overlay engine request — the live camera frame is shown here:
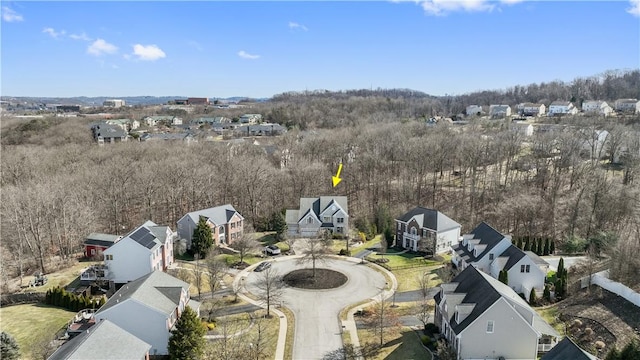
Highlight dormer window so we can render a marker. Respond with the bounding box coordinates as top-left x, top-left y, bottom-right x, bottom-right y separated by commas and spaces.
307, 217, 313, 224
